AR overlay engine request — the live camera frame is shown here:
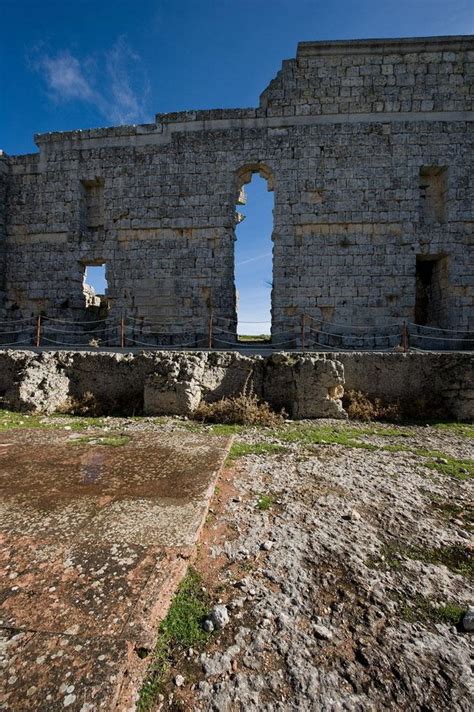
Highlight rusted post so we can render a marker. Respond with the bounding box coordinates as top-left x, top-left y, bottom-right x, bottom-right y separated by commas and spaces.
300, 313, 306, 351
35, 315, 42, 348
120, 317, 125, 348
402, 321, 409, 352
208, 311, 213, 350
